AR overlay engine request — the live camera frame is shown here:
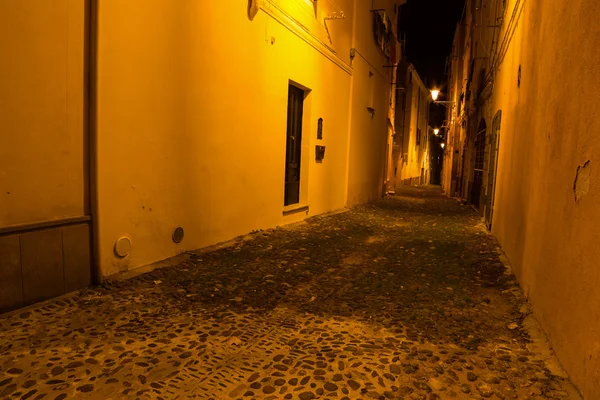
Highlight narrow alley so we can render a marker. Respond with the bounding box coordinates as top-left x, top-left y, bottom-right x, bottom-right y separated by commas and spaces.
0, 187, 579, 400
